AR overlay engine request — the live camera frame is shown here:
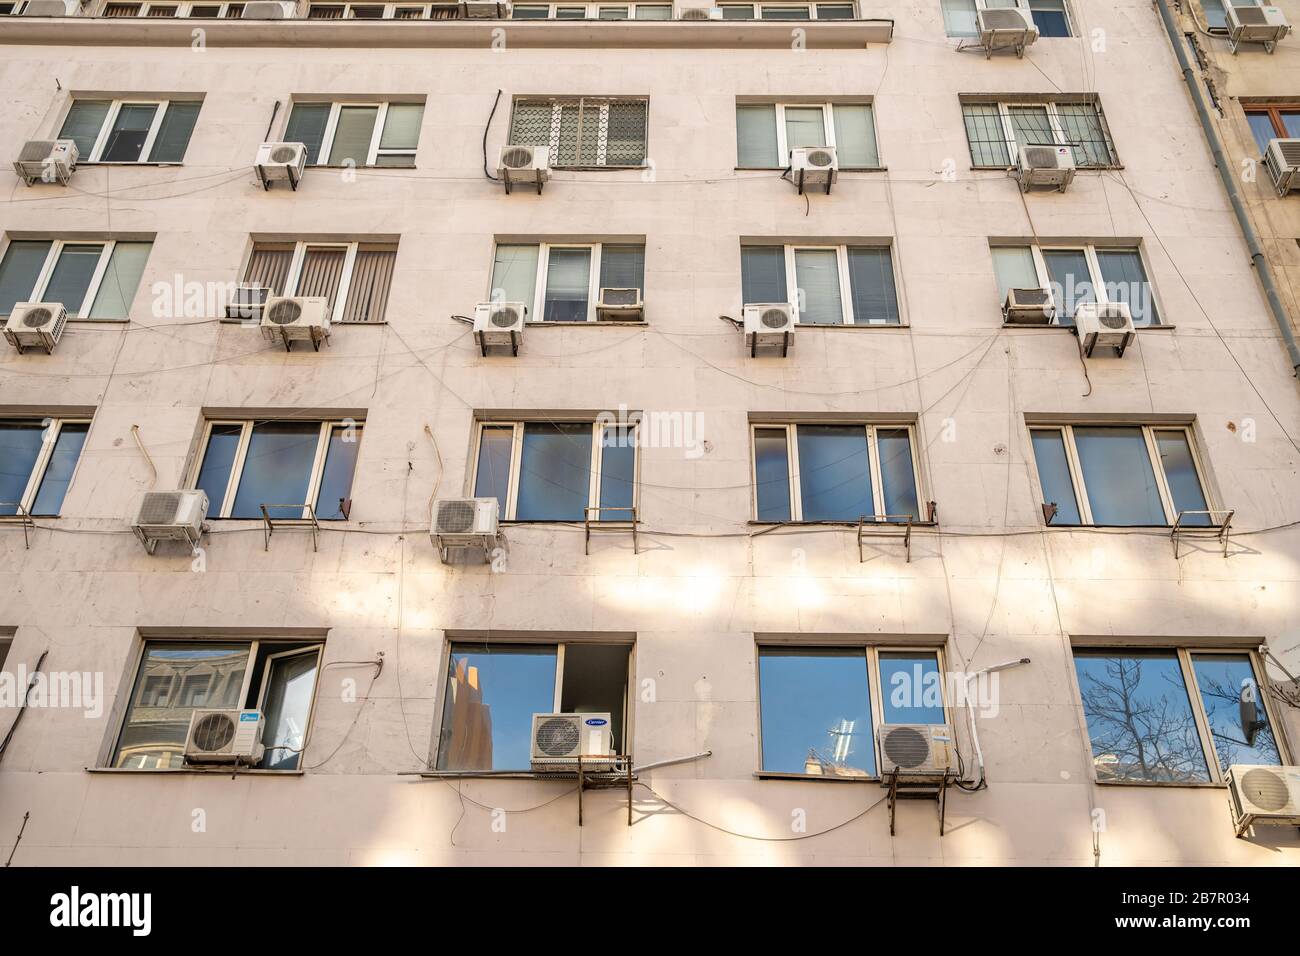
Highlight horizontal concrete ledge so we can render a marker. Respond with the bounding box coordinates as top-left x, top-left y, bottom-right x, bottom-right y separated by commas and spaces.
0, 17, 894, 49
86, 767, 304, 776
